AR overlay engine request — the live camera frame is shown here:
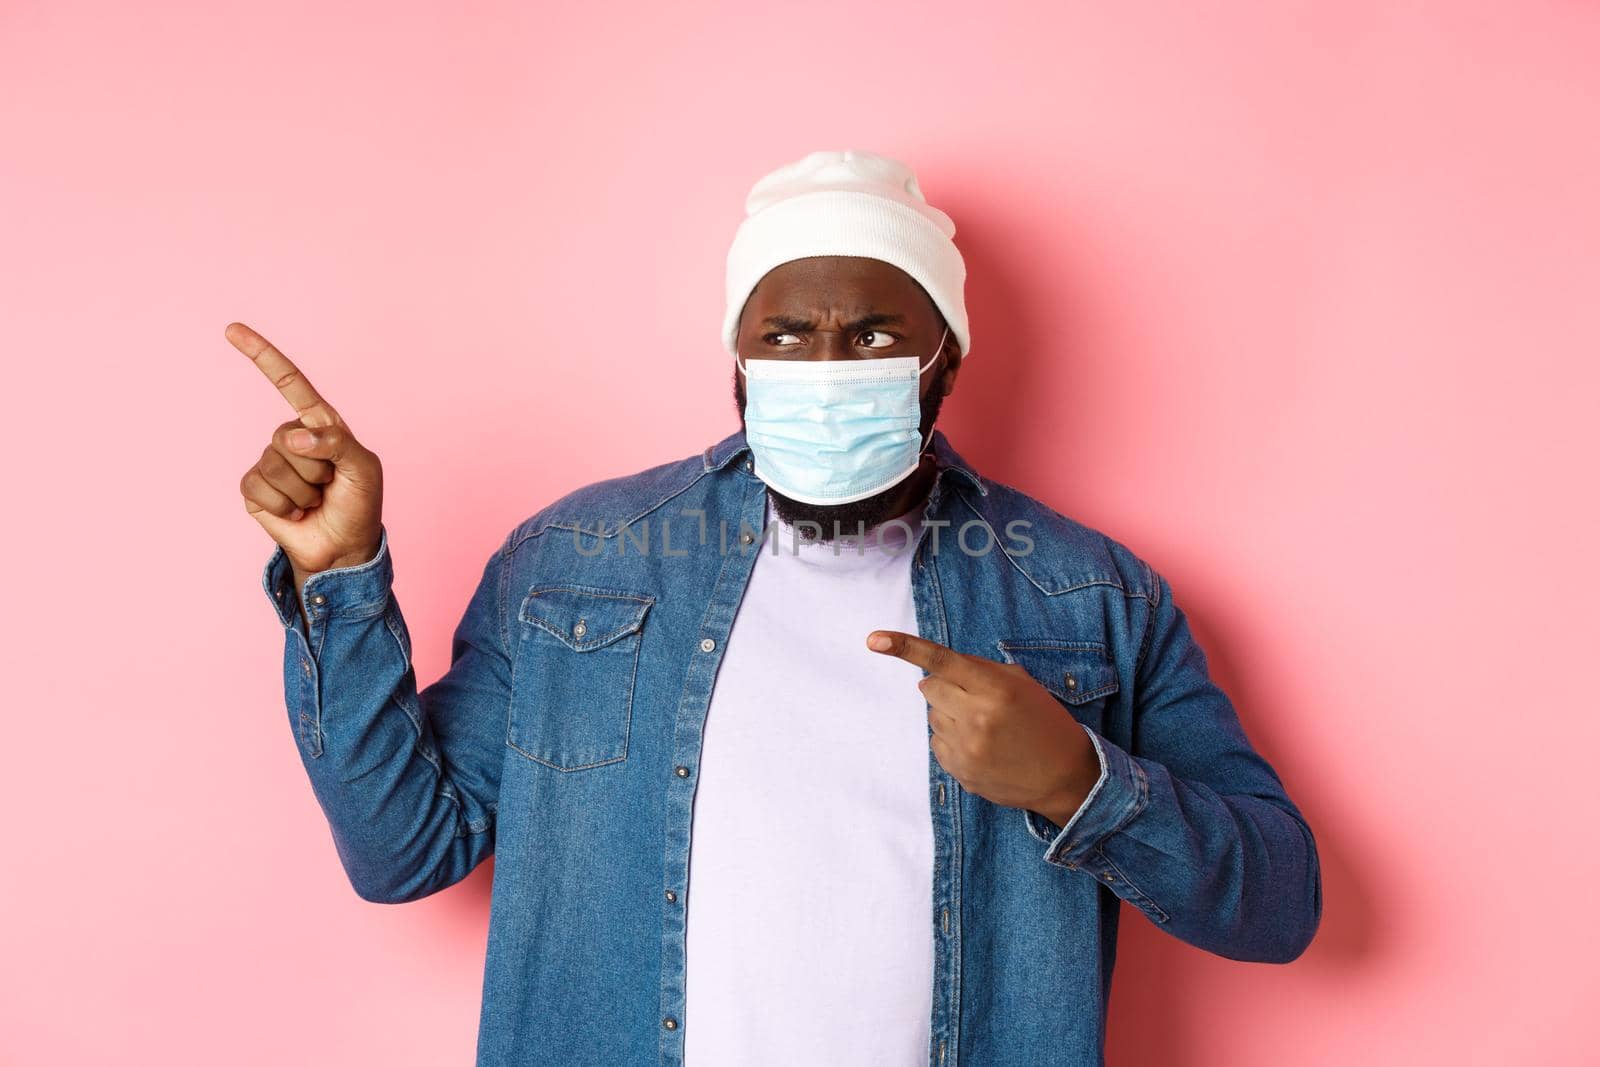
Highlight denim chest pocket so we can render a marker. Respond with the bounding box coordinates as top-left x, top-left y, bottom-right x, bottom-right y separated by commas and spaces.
508, 585, 654, 771
995, 639, 1120, 727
